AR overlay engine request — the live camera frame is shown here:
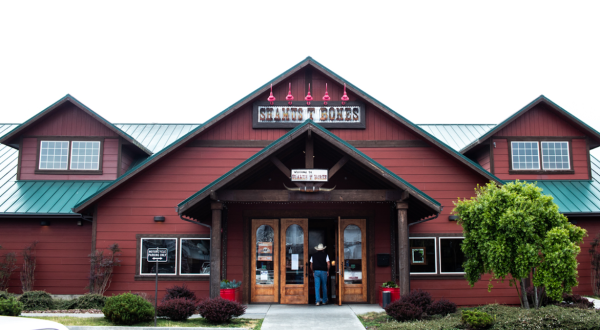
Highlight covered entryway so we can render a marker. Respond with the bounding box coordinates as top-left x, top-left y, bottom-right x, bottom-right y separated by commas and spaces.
177, 120, 442, 304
